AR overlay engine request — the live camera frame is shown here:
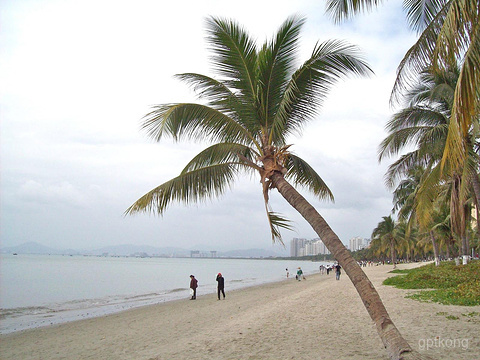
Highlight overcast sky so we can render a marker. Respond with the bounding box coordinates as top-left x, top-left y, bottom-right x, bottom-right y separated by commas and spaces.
1, 0, 418, 253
